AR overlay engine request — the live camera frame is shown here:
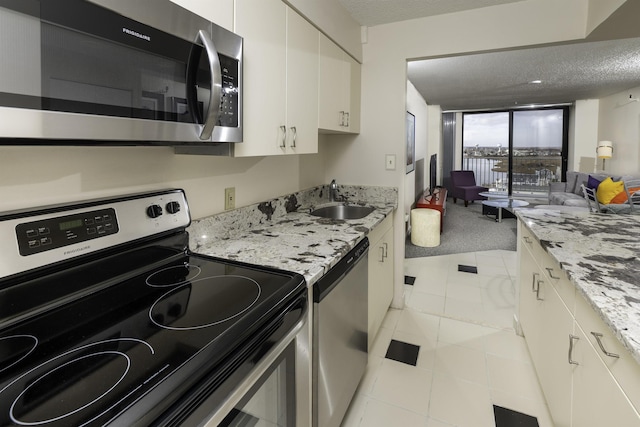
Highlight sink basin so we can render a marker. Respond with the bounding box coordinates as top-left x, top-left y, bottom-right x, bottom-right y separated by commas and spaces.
310, 205, 375, 220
